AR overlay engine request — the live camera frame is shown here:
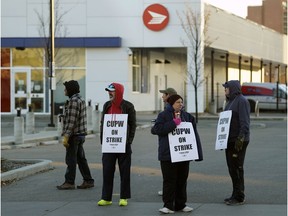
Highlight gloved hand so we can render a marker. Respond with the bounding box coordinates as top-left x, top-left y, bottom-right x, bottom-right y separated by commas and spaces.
173, 118, 181, 126
62, 135, 69, 148
235, 136, 244, 152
